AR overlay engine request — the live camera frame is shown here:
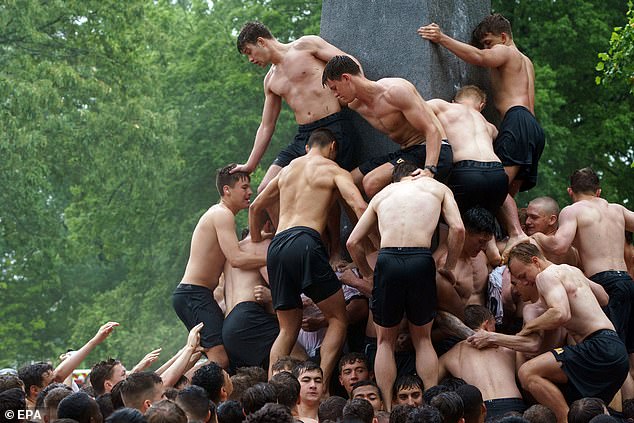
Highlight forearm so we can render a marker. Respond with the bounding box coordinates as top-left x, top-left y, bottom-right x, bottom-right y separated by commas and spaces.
487, 332, 541, 353
444, 228, 465, 270
155, 349, 183, 376
424, 128, 442, 169
53, 338, 100, 382
438, 34, 485, 65
245, 125, 275, 169
231, 252, 267, 270
435, 311, 474, 339
348, 242, 373, 278
524, 308, 566, 333
160, 346, 196, 387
